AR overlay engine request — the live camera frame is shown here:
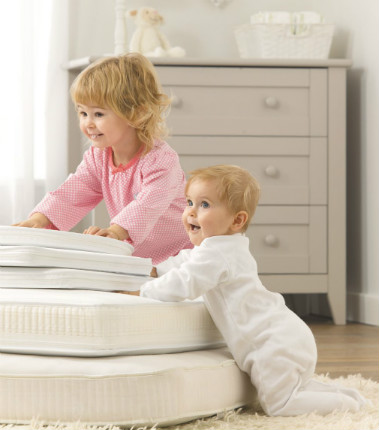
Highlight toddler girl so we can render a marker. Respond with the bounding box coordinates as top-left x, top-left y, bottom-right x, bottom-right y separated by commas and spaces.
137, 164, 367, 416
14, 53, 192, 264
